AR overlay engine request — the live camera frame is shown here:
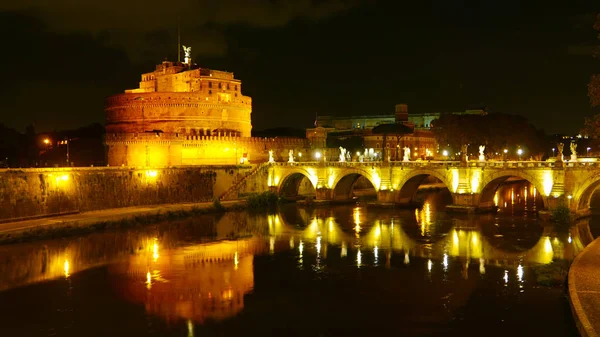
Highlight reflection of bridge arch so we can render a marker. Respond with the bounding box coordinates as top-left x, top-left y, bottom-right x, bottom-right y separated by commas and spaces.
478, 170, 548, 209
331, 168, 377, 201
395, 169, 452, 204
277, 168, 316, 198
573, 177, 600, 213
